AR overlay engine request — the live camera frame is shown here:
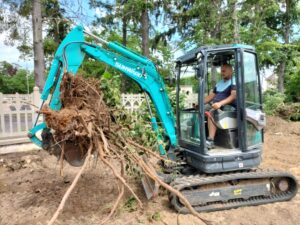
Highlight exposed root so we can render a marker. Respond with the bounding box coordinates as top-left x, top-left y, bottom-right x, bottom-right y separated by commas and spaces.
127, 139, 169, 162
42, 73, 210, 225
99, 156, 125, 225
97, 136, 143, 208
47, 136, 93, 225
59, 143, 64, 177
